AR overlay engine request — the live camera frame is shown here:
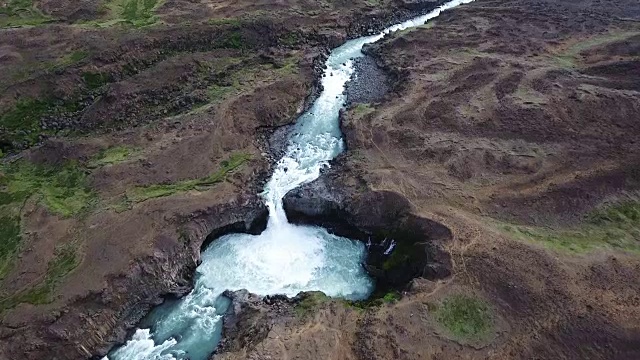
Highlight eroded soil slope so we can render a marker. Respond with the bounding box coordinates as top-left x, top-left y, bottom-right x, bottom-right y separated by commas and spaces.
222, 0, 640, 359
